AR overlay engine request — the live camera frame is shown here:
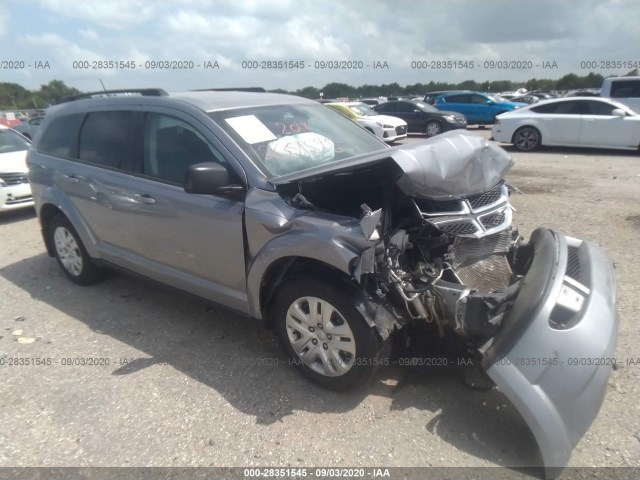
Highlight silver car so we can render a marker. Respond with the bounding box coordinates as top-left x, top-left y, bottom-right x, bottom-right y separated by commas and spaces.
12, 115, 45, 141
27, 89, 617, 478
